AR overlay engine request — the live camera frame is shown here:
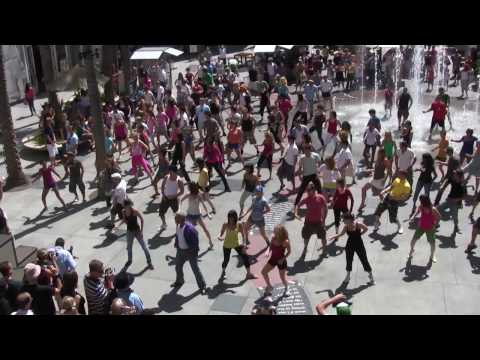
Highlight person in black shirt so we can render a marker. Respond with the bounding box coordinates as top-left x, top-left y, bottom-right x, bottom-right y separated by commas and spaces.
410, 153, 437, 216
60, 270, 86, 315
396, 88, 412, 130
309, 104, 326, 149
435, 170, 466, 234
20, 263, 58, 315
0, 261, 21, 312
65, 152, 86, 203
